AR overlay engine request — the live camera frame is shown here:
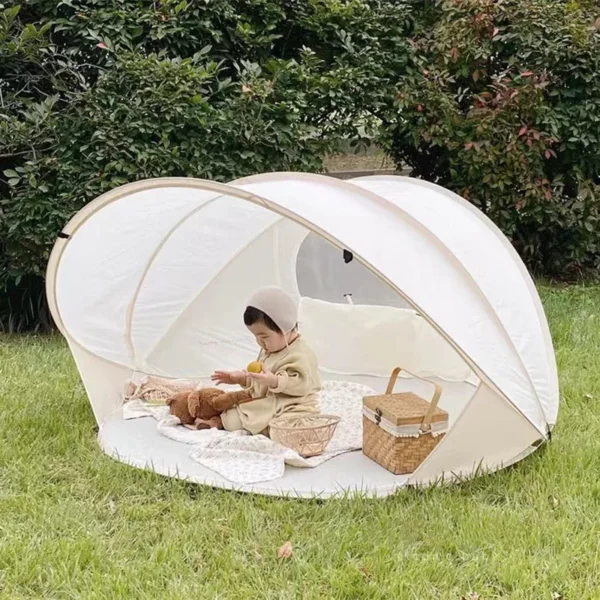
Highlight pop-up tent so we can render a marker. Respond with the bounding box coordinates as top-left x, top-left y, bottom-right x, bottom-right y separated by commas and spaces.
46, 173, 559, 498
